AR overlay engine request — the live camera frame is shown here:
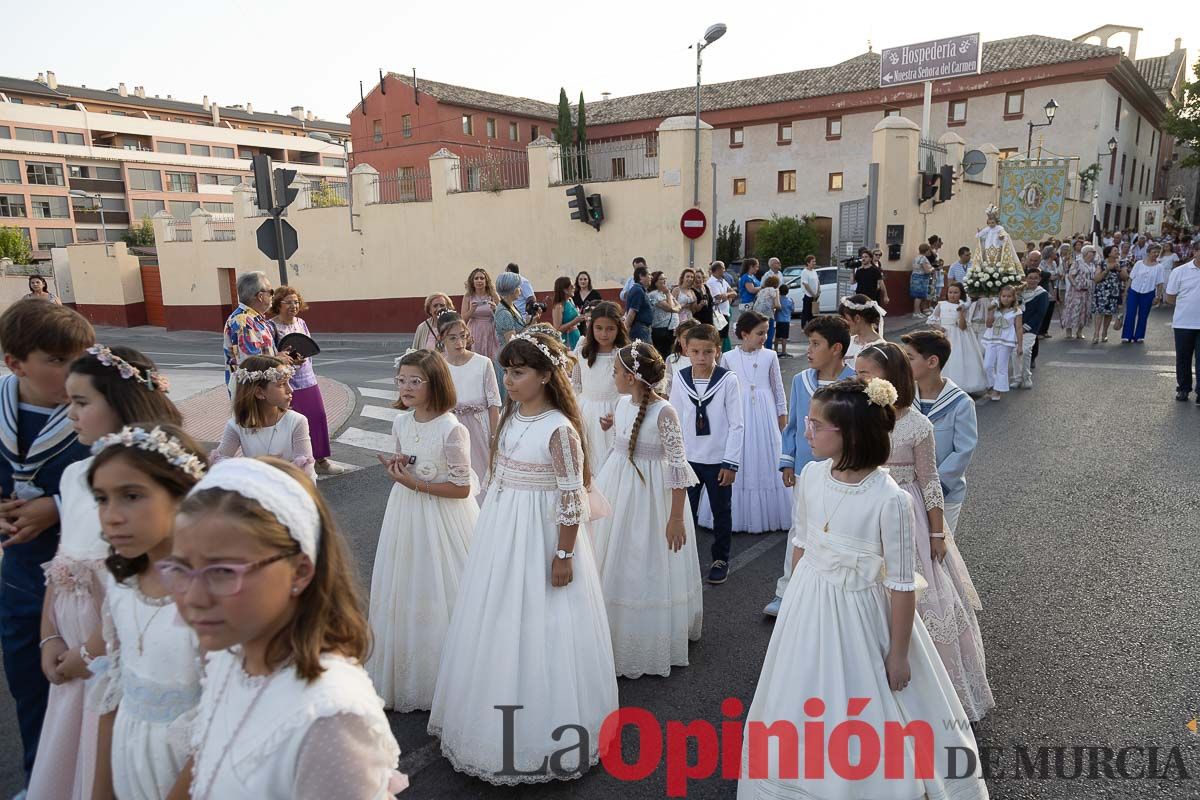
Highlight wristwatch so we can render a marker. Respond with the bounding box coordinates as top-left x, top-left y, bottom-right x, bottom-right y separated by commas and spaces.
554, 549, 574, 560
